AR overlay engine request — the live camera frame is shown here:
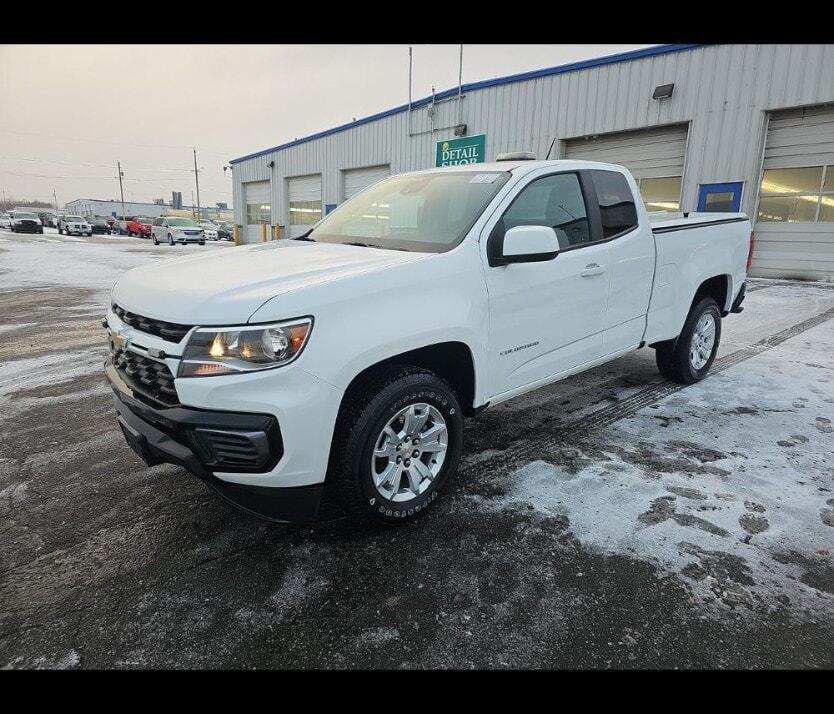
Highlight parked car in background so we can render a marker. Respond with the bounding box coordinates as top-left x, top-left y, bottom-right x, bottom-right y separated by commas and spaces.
111, 219, 130, 236
9, 211, 43, 233
135, 216, 153, 238
151, 216, 205, 246
126, 216, 152, 238
106, 216, 116, 230
199, 222, 219, 240
0, 213, 12, 230
90, 216, 111, 235
218, 222, 235, 241
104, 159, 751, 524
58, 214, 92, 236
37, 211, 57, 227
